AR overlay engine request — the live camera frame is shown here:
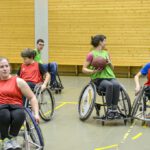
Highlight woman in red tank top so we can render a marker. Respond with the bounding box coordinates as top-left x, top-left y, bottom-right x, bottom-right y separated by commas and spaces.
0, 57, 39, 150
